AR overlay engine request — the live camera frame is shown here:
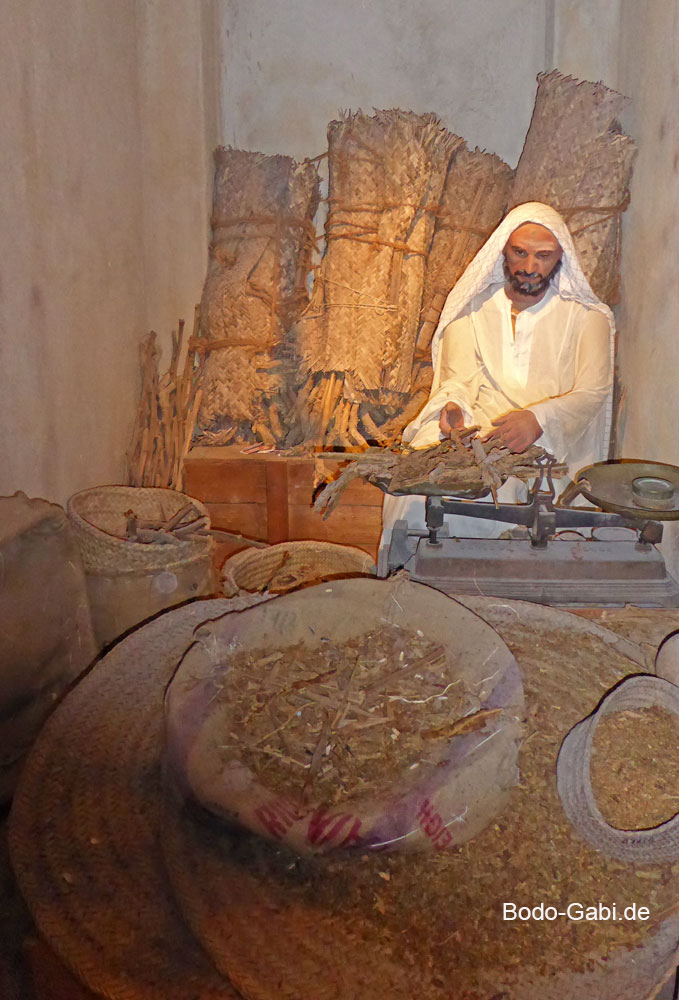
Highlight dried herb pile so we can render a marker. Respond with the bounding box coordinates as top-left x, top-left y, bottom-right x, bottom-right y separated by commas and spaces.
315, 433, 564, 515
203, 616, 679, 997
591, 706, 679, 831
214, 623, 491, 806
